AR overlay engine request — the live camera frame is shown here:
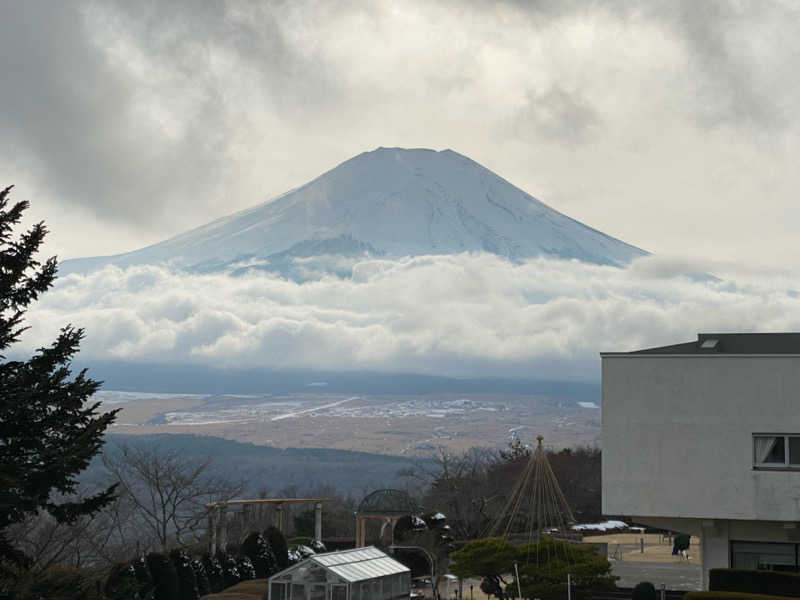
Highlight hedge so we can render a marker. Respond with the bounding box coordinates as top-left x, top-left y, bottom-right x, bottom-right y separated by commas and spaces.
632, 581, 657, 600
710, 568, 800, 597
686, 592, 800, 600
